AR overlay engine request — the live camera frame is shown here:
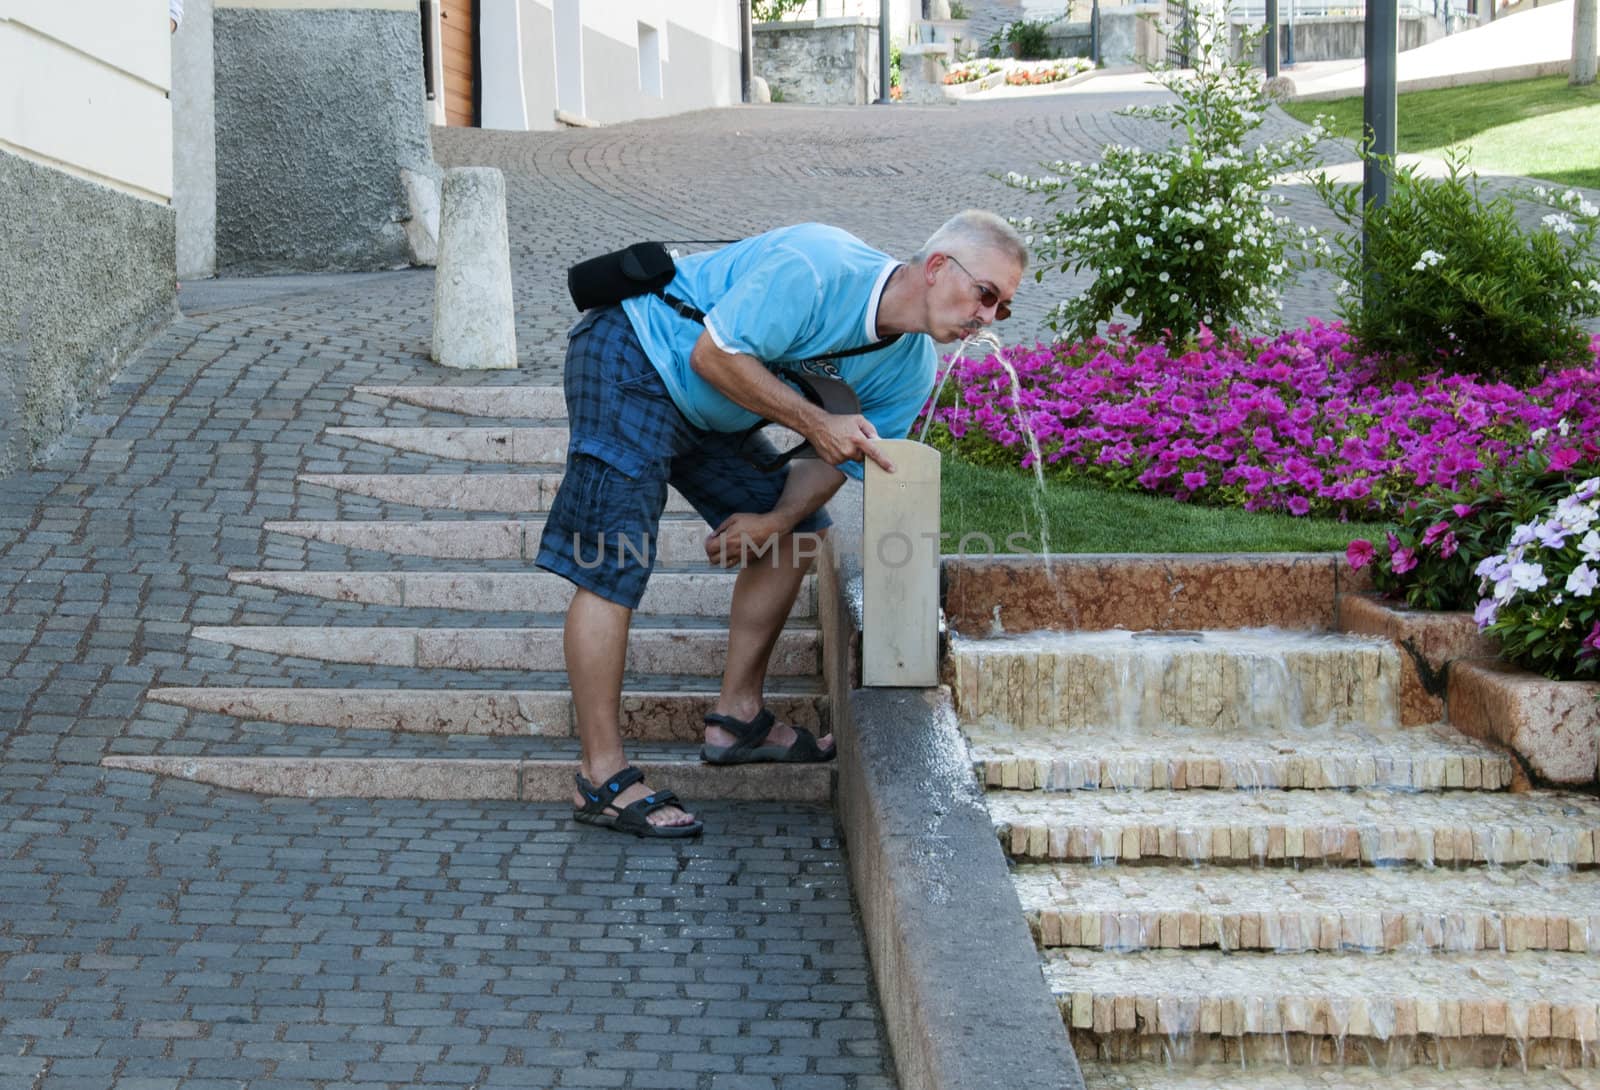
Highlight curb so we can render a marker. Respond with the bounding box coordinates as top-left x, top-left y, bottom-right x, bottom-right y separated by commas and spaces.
817, 543, 1084, 1090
